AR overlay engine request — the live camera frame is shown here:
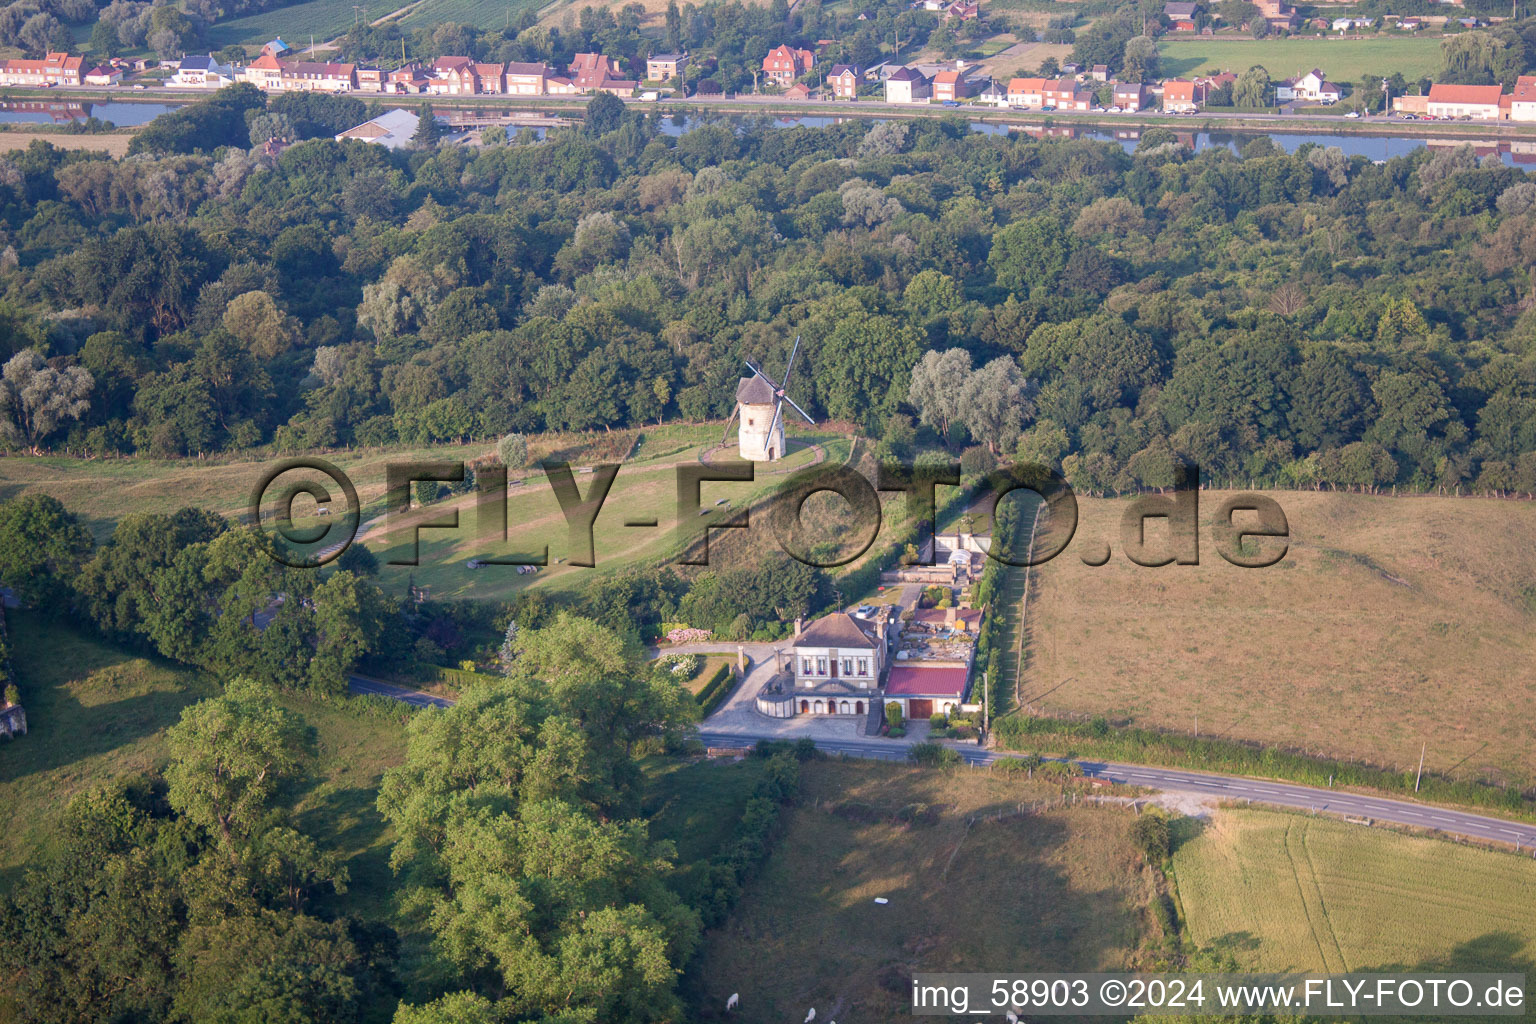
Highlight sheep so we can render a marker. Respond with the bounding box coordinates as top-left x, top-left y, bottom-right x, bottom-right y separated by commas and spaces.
725, 993, 739, 1012
804, 1010, 816, 1023
1006, 1013, 1018, 1023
